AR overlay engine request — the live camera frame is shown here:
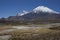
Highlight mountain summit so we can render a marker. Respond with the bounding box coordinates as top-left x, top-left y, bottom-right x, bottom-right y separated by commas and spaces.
33, 6, 59, 13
